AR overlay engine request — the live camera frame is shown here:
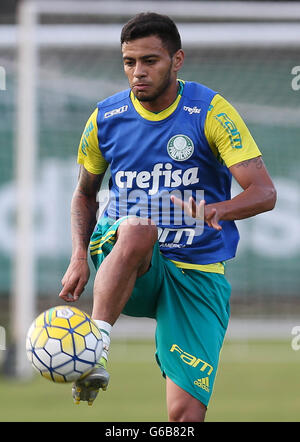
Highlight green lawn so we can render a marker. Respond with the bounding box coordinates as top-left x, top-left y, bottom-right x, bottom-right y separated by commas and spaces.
0, 340, 299, 422
207, 340, 300, 422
